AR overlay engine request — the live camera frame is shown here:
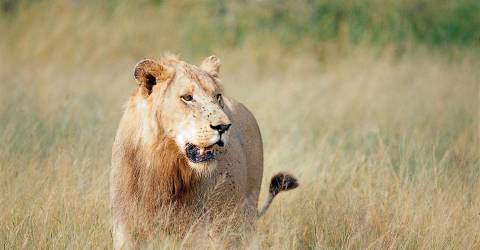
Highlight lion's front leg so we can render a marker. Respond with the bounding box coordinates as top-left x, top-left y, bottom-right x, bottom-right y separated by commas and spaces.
113, 219, 131, 250
113, 216, 155, 250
